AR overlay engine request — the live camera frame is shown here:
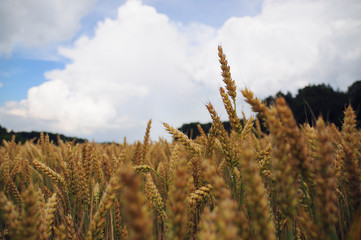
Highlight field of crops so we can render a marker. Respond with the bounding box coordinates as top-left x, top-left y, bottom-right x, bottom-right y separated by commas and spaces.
1, 46, 360, 240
